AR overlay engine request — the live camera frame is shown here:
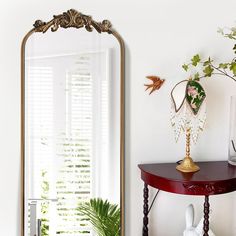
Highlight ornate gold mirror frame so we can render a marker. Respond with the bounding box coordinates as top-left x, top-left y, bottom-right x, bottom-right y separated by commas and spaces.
21, 9, 125, 236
